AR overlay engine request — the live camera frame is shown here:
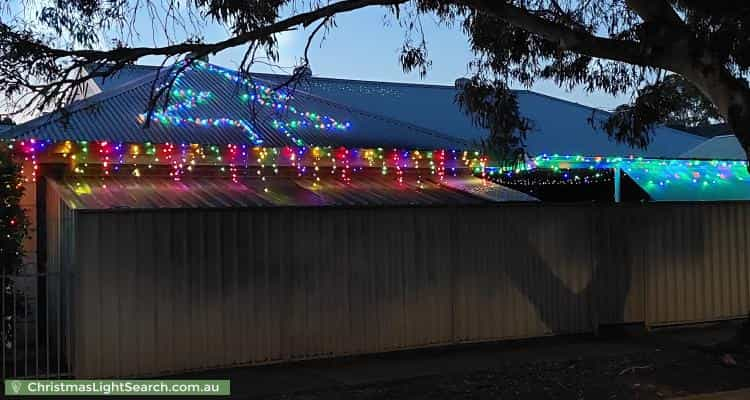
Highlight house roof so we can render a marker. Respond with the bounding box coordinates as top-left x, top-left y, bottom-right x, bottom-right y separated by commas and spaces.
675, 123, 732, 138
251, 73, 705, 158
4, 63, 470, 149
86, 64, 165, 92
3, 62, 706, 157
681, 135, 747, 160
